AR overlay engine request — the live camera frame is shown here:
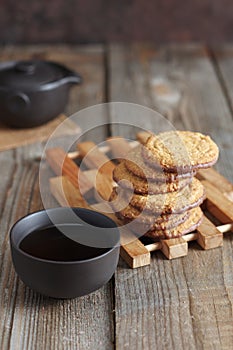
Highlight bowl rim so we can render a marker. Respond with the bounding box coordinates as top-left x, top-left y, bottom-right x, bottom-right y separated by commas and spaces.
10, 207, 120, 265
